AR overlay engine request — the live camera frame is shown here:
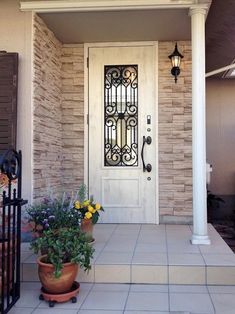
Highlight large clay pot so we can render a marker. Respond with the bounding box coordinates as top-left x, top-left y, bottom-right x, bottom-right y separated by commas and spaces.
81, 219, 94, 242
37, 255, 79, 294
